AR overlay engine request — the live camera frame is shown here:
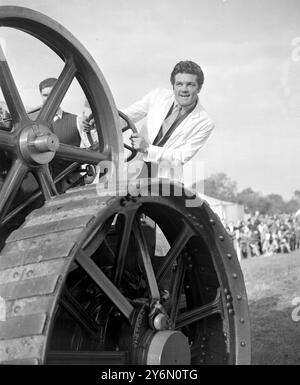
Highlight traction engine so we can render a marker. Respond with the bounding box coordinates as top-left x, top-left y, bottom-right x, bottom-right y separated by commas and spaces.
0, 6, 250, 365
